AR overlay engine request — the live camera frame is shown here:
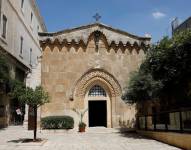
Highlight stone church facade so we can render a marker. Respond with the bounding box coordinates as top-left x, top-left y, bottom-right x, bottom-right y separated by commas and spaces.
39, 23, 151, 128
